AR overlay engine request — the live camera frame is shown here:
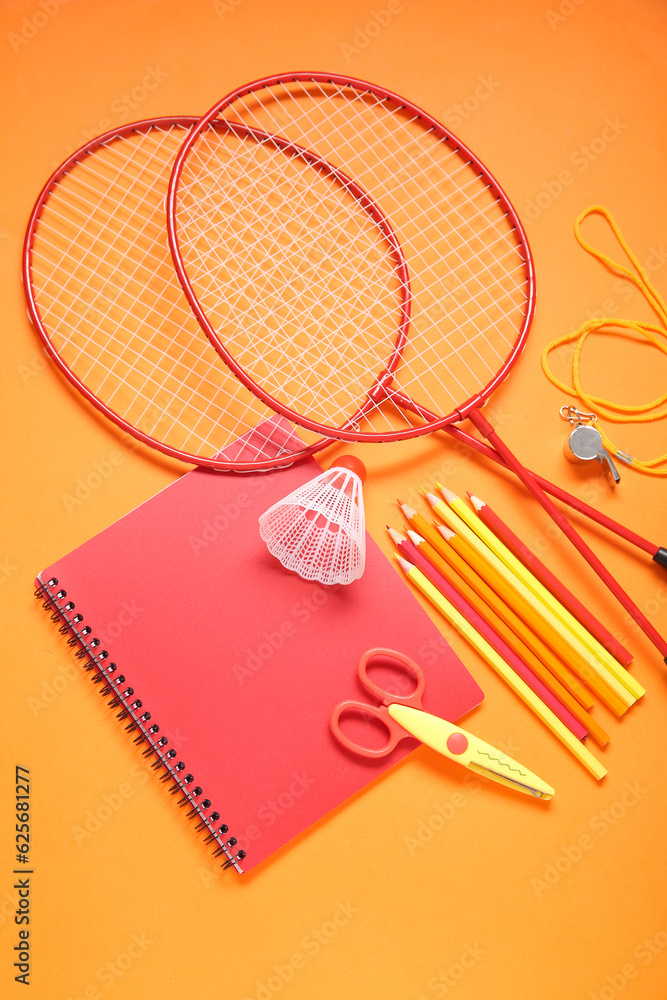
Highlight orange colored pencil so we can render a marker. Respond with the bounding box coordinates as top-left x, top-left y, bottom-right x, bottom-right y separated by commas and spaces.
469, 494, 633, 667
427, 490, 636, 713
399, 501, 629, 717
398, 502, 593, 710
439, 524, 630, 718
402, 528, 610, 747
